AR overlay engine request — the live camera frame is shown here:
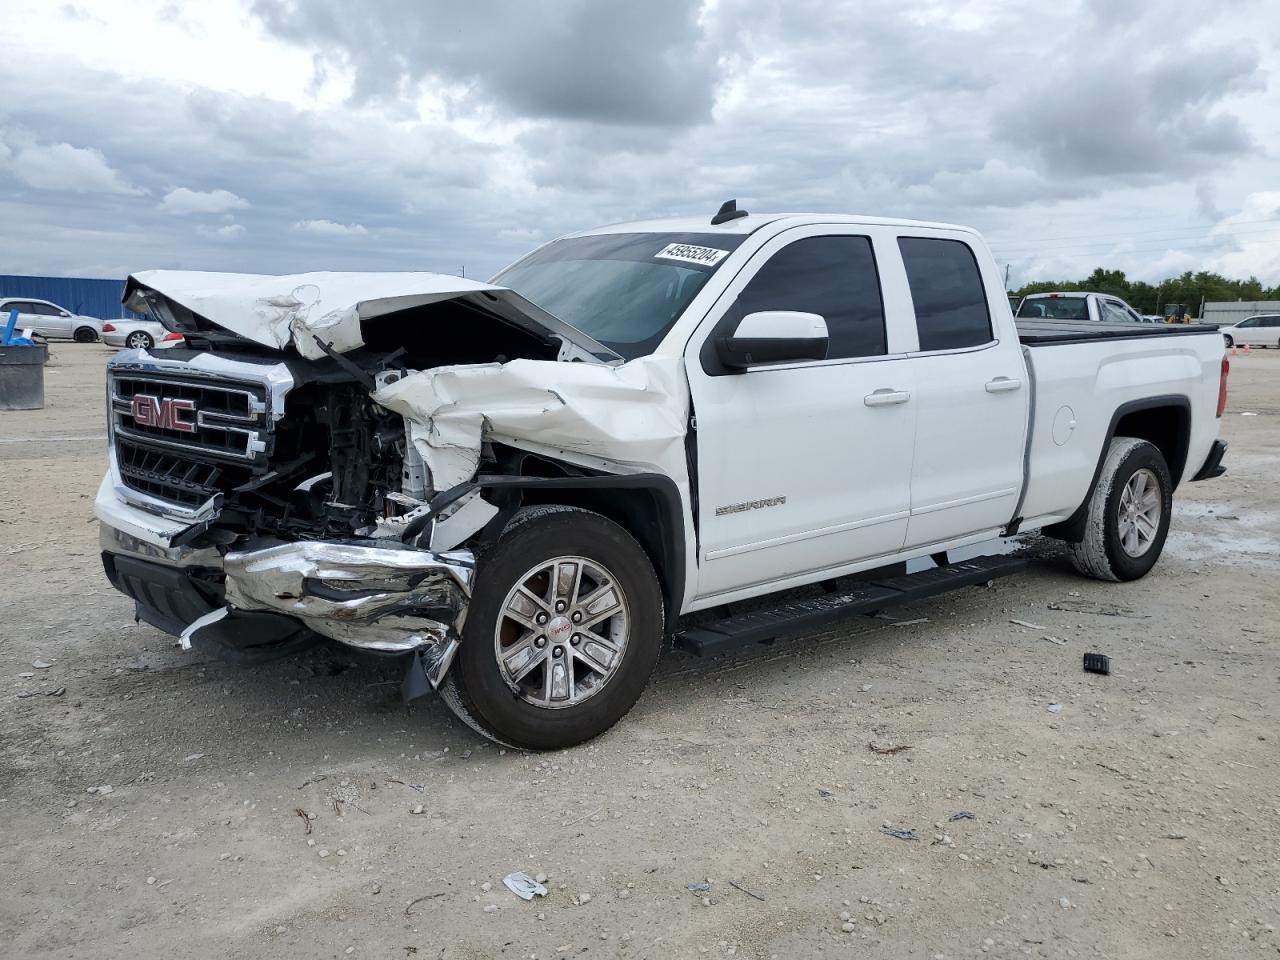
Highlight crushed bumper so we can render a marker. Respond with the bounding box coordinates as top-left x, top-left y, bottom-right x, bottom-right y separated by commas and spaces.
221, 540, 474, 654
99, 488, 475, 683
